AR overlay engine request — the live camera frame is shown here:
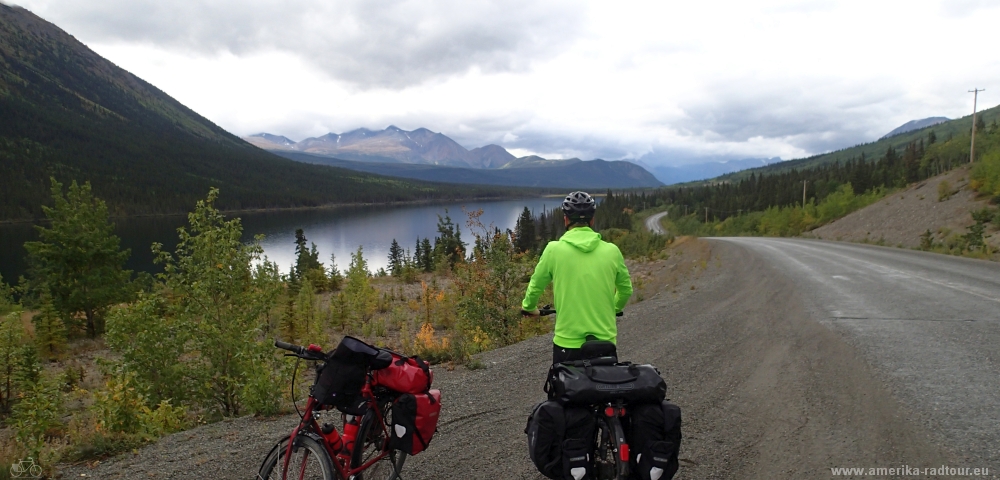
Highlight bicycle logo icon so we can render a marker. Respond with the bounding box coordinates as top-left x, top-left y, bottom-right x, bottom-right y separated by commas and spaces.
10, 457, 43, 478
